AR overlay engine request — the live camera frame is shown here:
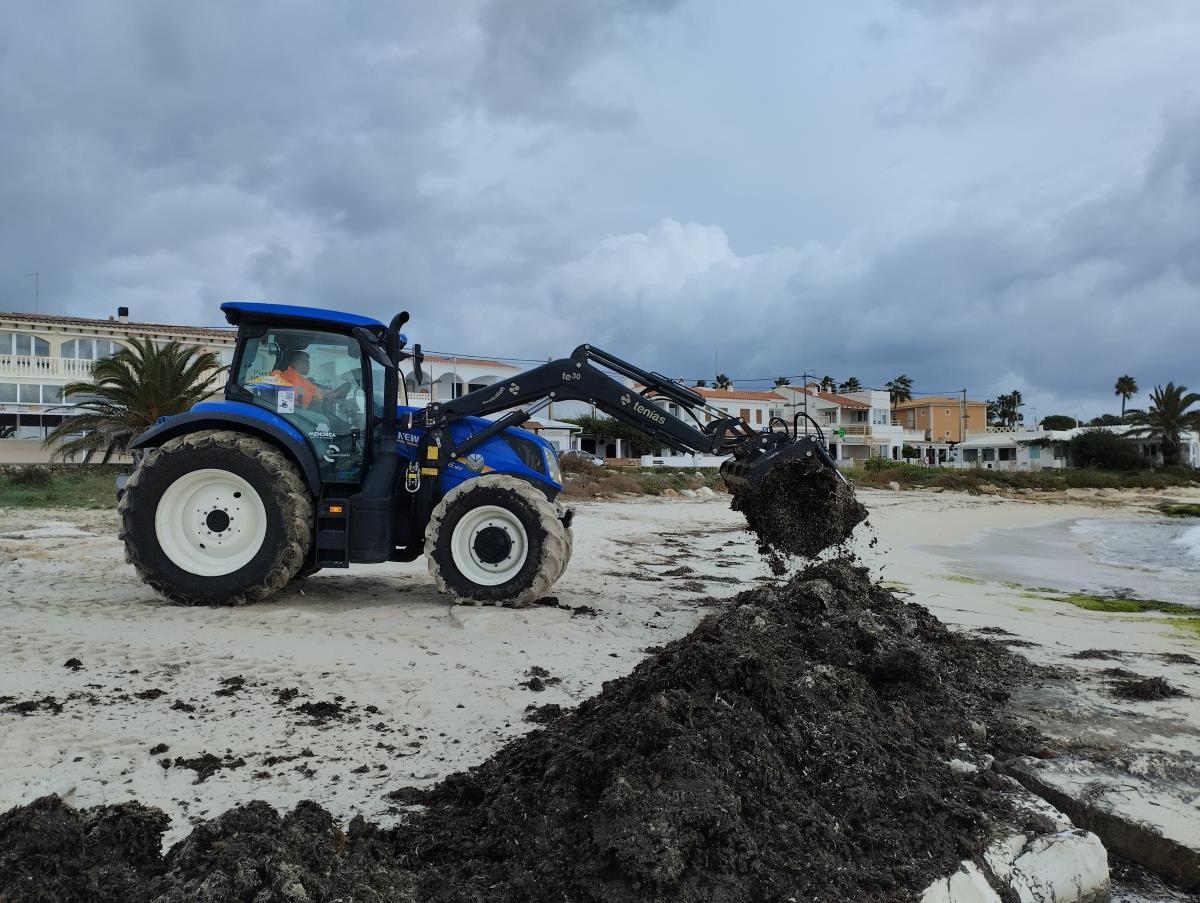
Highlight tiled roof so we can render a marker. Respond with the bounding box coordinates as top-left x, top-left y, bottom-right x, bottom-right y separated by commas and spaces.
0, 310, 234, 340
777, 385, 870, 410
691, 386, 786, 402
